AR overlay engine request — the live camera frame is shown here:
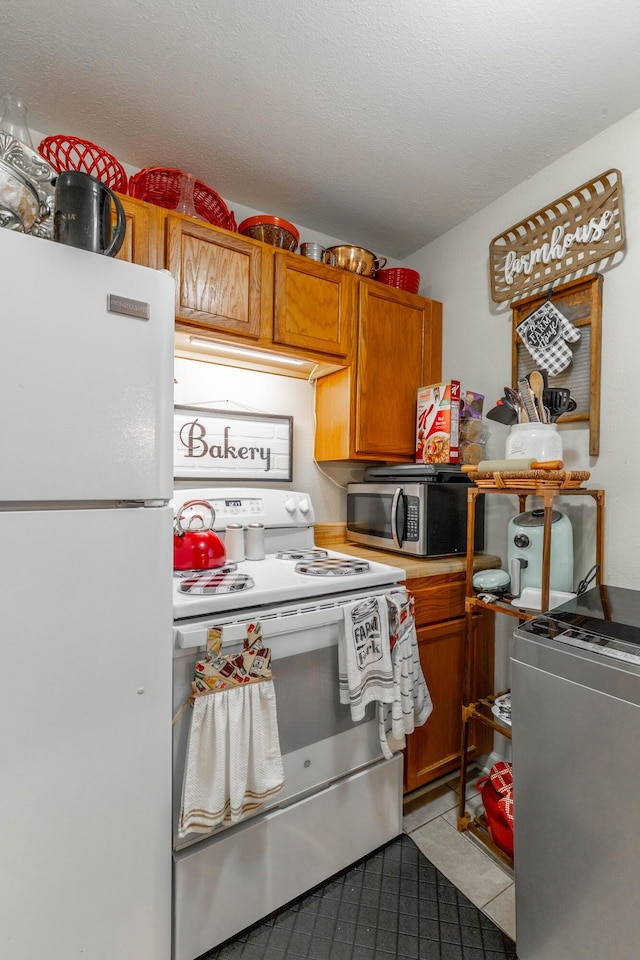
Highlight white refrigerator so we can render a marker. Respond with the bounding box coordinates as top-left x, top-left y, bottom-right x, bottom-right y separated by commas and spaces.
0, 228, 175, 960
